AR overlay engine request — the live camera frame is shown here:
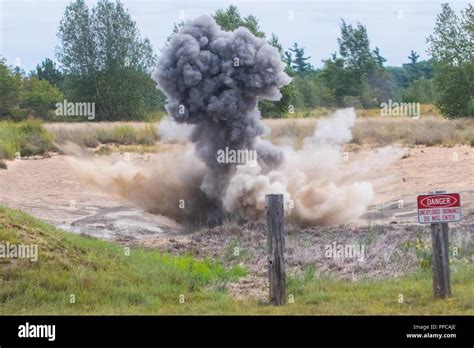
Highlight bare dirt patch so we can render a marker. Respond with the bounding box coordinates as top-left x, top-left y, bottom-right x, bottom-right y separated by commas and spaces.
0, 152, 180, 243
